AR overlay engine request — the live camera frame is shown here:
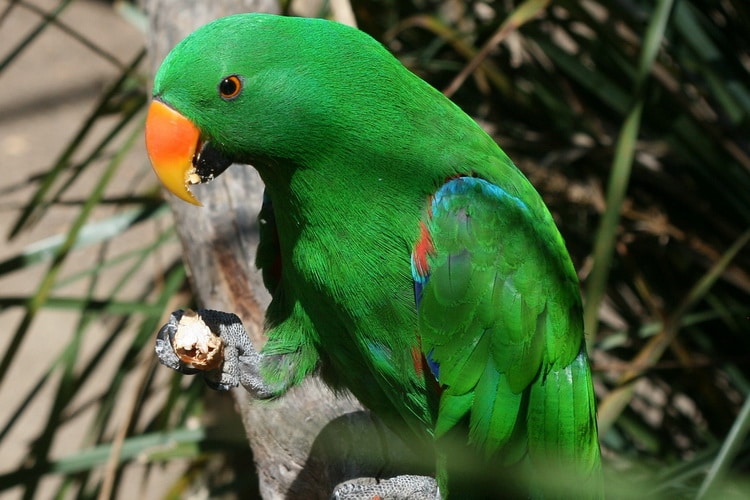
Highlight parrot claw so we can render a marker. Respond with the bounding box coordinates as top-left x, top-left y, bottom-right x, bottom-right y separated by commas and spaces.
155, 309, 279, 397
331, 475, 439, 500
